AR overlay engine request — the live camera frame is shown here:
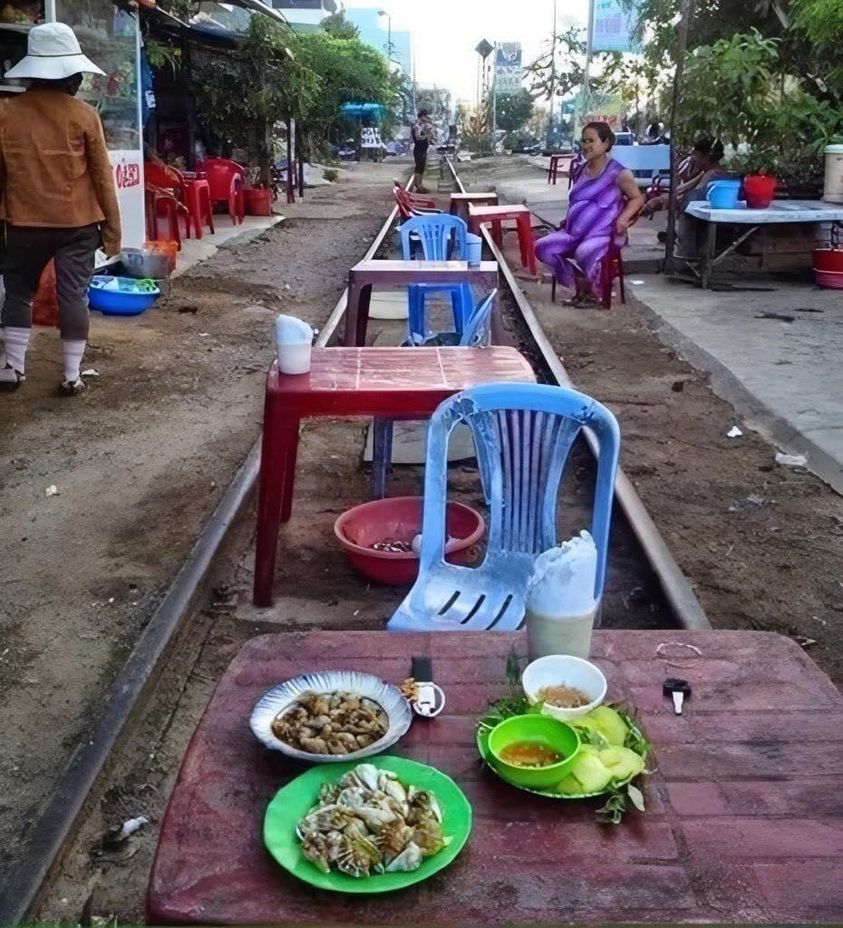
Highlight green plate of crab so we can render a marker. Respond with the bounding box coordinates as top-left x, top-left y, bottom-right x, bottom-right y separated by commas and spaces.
263, 757, 472, 893
476, 704, 650, 800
